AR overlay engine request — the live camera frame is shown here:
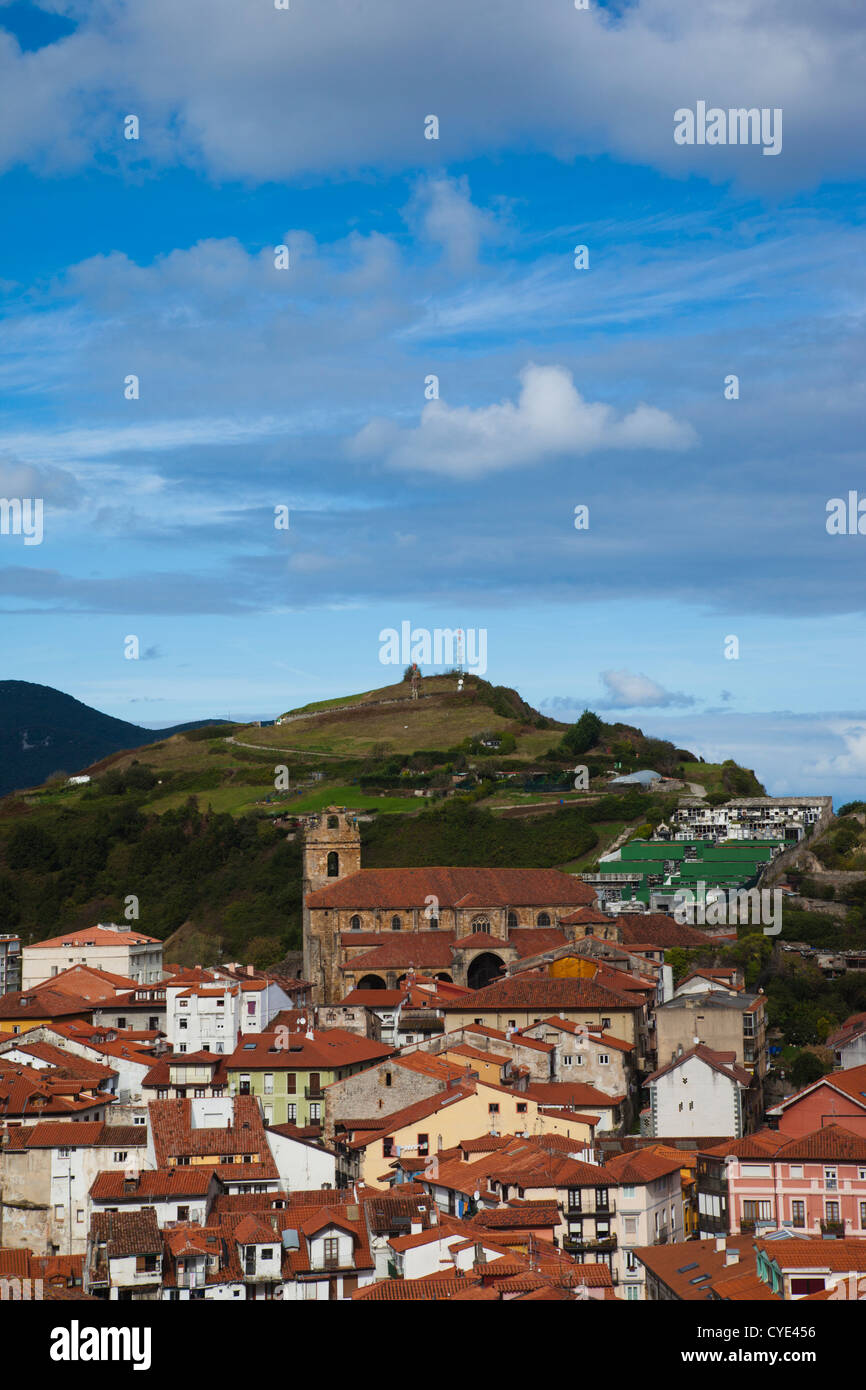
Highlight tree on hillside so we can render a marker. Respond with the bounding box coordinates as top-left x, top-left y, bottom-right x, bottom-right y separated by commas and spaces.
790, 1050, 826, 1089
561, 710, 603, 757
